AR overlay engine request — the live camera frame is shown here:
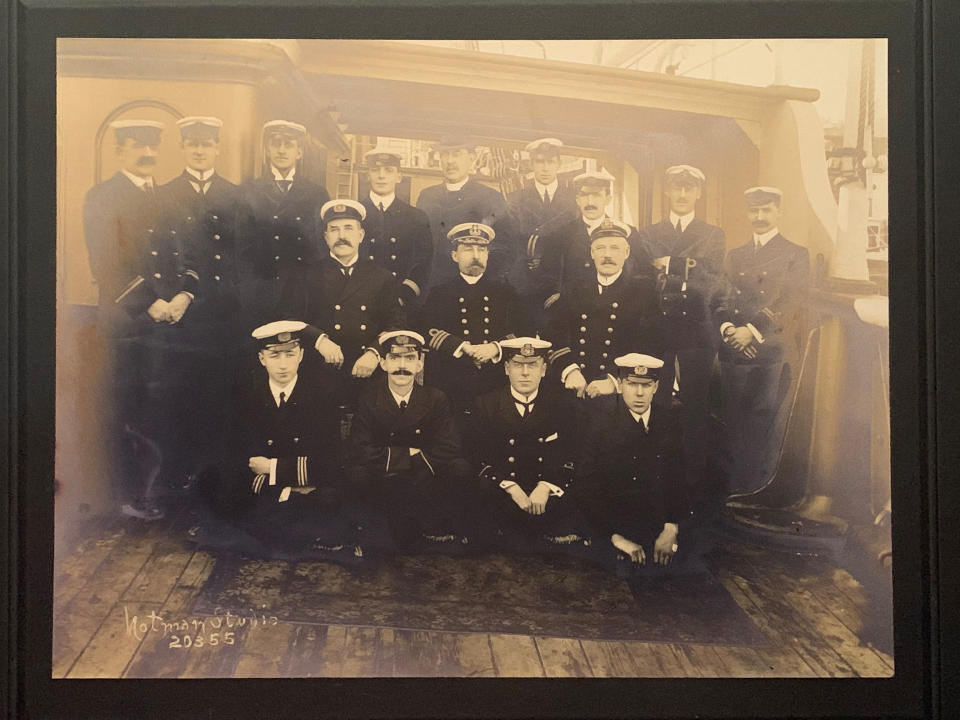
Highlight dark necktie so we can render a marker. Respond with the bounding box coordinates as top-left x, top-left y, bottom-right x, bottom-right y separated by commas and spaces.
277, 179, 292, 193
340, 266, 353, 277
278, 391, 287, 408
399, 400, 408, 411
542, 190, 549, 205
516, 400, 534, 418
754, 240, 761, 255
378, 202, 386, 213
676, 219, 683, 235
